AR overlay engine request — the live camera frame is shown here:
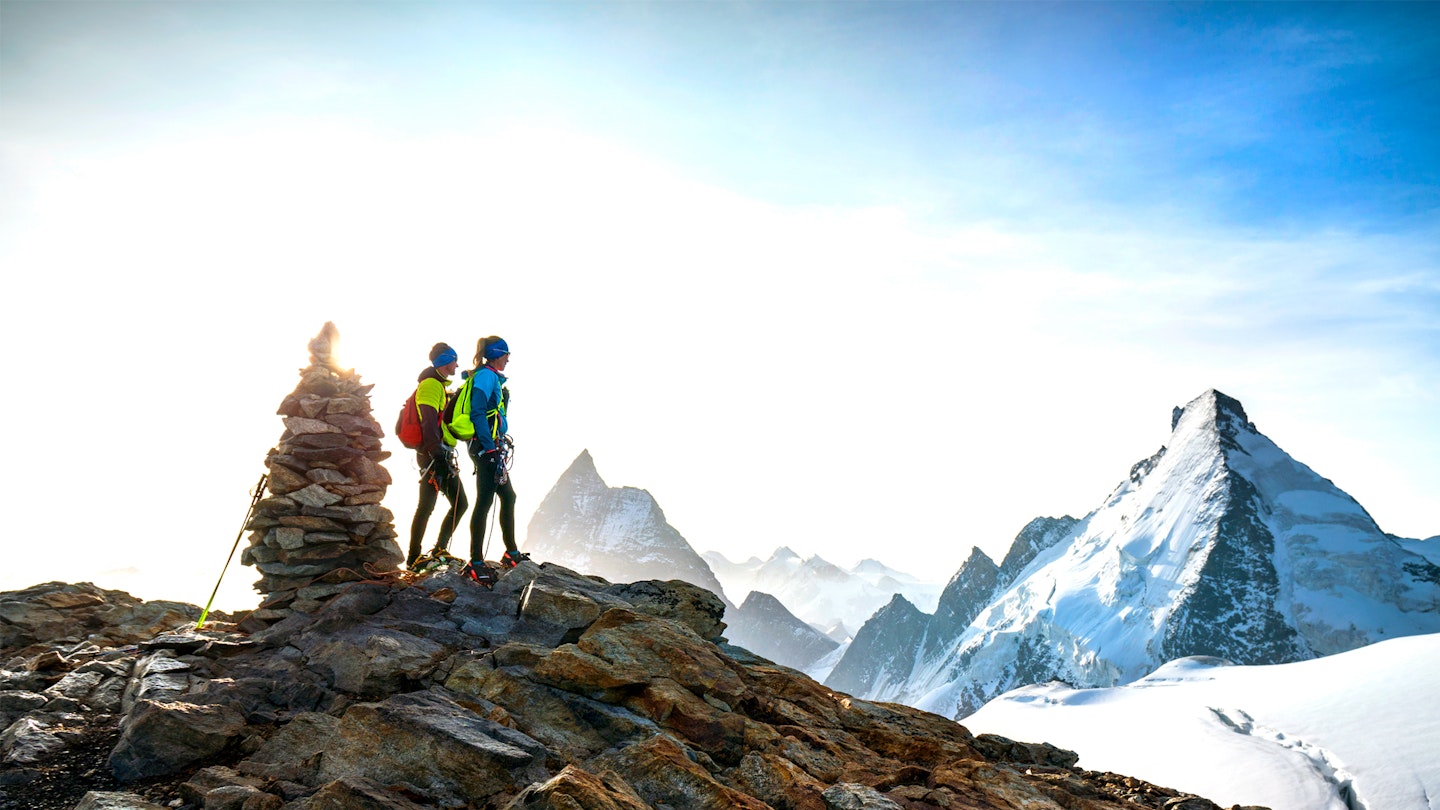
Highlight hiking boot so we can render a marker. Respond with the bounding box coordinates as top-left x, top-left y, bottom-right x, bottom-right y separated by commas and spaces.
500, 550, 531, 569
461, 561, 496, 588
